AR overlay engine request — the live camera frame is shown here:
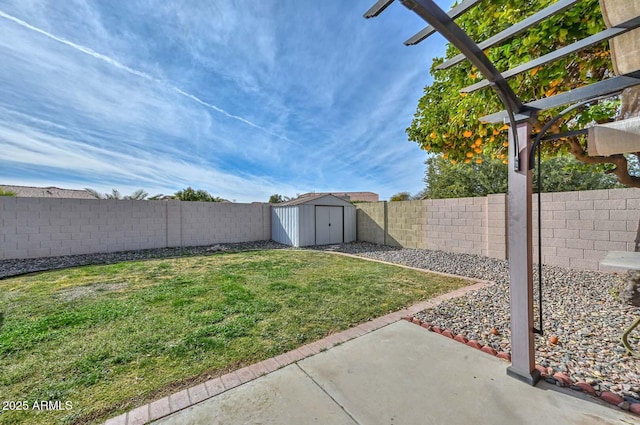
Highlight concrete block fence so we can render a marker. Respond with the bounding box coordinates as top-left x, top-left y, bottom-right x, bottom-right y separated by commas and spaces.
0, 198, 271, 260
355, 195, 493, 255
356, 188, 640, 272
1, 188, 638, 272
531, 188, 640, 271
